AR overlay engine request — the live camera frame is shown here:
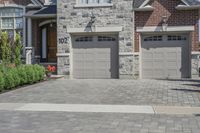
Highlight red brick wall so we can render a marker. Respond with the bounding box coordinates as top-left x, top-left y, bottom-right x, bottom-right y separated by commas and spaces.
0, 0, 32, 5
135, 0, 199, 52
